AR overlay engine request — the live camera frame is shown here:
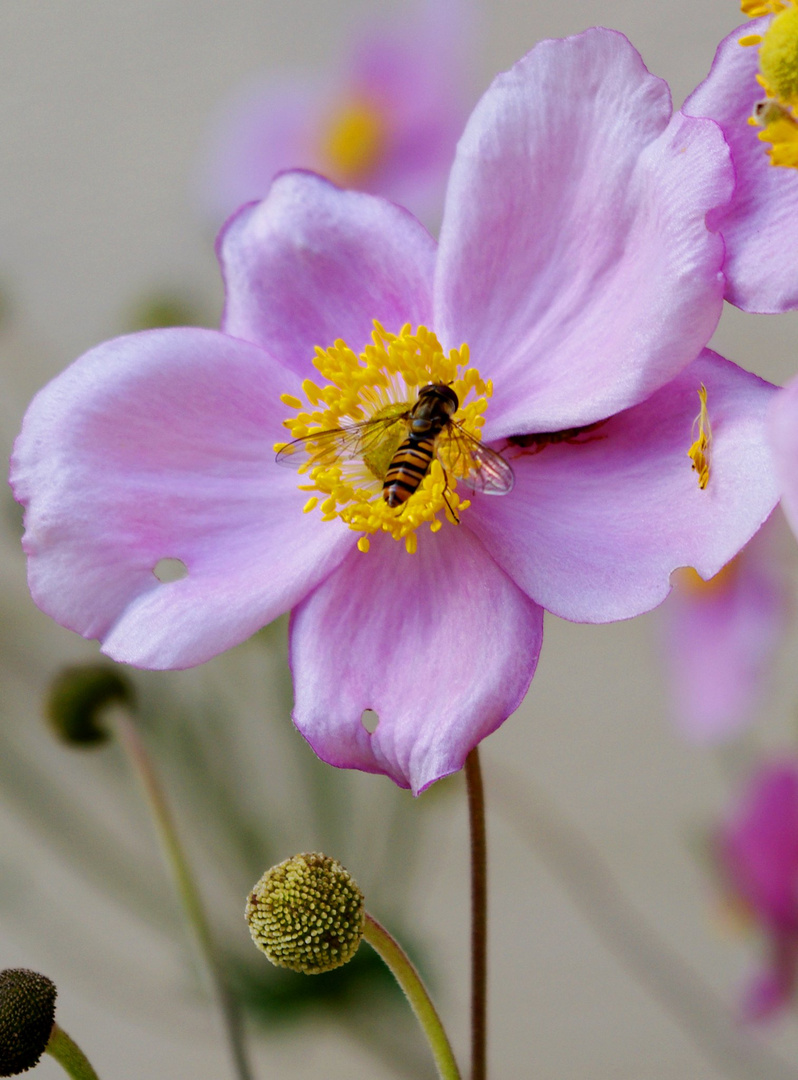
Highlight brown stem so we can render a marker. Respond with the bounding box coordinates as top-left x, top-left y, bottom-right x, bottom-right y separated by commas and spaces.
465, 747, 487, 1080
